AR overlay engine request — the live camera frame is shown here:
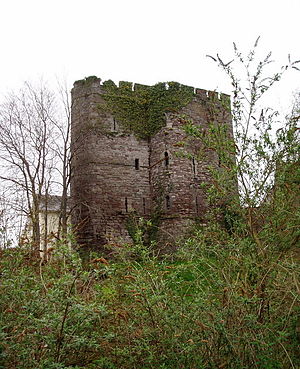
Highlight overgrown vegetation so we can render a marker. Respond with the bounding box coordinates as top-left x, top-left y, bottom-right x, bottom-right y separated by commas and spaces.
1, 41, 300, 368
102, 80, 194, 139
74, 76, 99, 86
1, 229, 299, 369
